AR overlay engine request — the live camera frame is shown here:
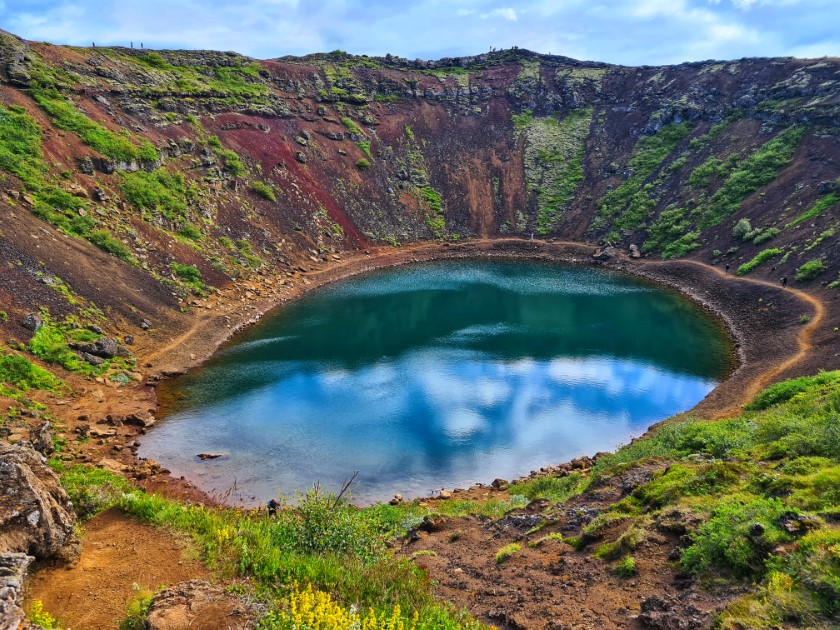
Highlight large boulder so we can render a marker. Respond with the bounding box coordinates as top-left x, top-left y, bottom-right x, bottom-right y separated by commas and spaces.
0, 553, 33, 630
146, 580, 255, 630
69, 337, 119, 359
0, 443, 78, 564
